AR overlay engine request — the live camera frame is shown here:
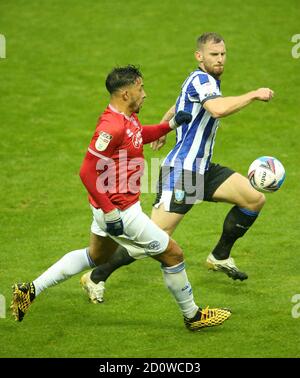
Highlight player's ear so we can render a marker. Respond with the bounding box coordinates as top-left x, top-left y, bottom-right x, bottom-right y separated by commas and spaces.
121, 89, 129, 101
195, 50, 203, 63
